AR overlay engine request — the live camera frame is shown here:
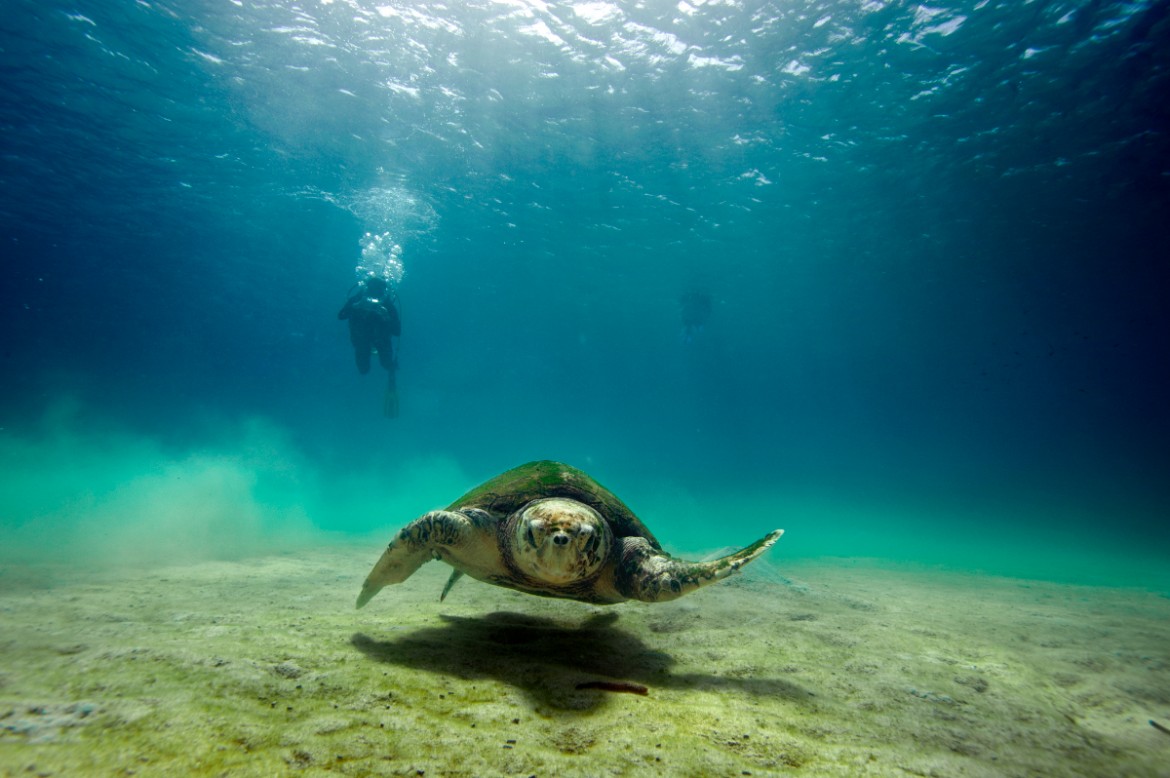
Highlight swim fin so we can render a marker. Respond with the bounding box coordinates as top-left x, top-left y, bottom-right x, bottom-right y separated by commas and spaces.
383, 387, 399, 418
